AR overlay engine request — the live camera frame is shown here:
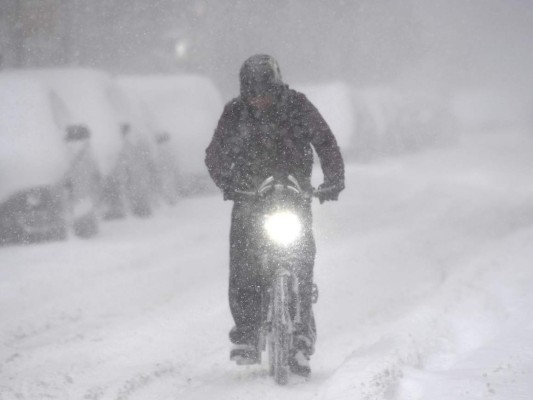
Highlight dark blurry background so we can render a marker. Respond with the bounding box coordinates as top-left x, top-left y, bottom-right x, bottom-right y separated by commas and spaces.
1, 0, 533, 99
